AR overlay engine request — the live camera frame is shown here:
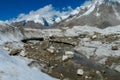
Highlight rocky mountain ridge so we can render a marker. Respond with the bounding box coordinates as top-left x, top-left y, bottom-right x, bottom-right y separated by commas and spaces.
58, 0, 120, 28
